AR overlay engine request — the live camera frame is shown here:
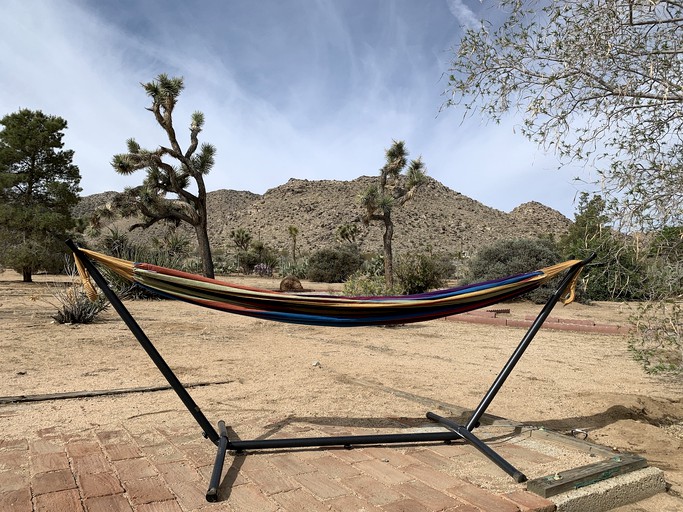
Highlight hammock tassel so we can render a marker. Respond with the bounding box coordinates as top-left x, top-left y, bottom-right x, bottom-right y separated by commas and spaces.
73, 253, 99, 301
